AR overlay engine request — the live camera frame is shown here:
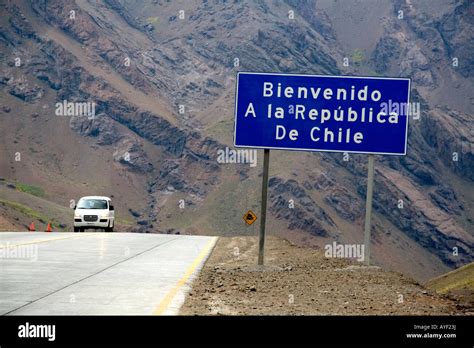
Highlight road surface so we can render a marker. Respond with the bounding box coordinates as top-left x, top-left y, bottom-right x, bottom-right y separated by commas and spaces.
0, 232, 217, 315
